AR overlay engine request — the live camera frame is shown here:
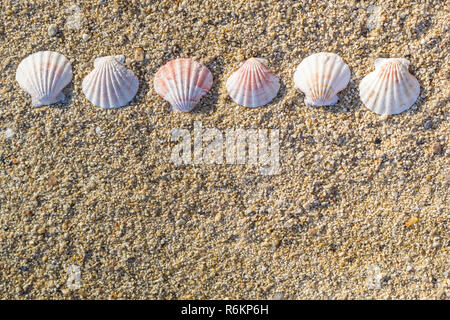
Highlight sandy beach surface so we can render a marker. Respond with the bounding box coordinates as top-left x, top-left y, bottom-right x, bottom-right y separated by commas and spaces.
0, 0, 448, 299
